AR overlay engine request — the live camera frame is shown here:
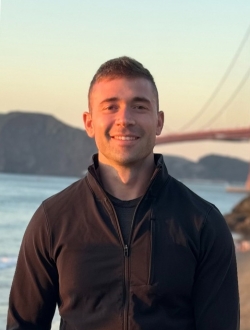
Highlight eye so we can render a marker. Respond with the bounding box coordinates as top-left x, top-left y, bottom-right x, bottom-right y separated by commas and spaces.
133, 104, 147, 110
103, 104, 118, 111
